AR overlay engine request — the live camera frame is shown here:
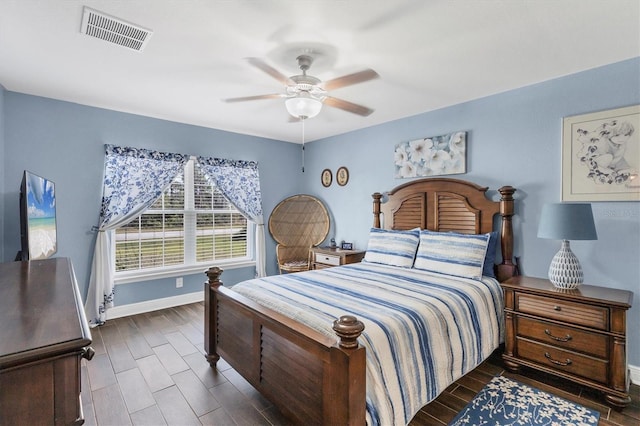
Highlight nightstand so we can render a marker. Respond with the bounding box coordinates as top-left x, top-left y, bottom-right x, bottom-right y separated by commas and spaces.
501, 276, 633, 409
310, 247, 365, 270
